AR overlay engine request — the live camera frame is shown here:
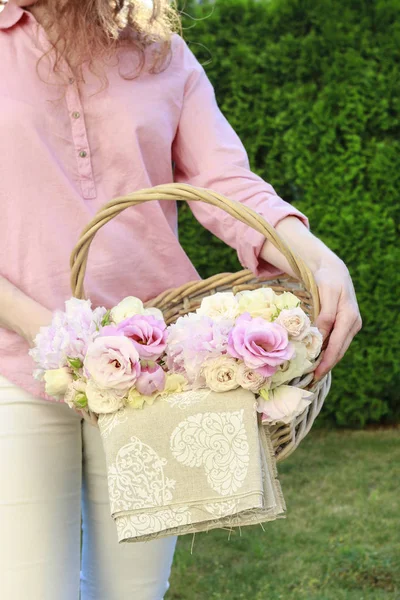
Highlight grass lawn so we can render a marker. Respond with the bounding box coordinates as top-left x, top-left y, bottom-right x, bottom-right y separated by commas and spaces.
167, 428, 400, 600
